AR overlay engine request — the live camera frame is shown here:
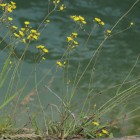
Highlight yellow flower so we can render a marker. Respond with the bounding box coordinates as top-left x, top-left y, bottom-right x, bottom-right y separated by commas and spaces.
22, 38, 26, 43
92, 121, 99, 126
72, 45, 76, 49
106, 30, 111, 36
12, 26, 18, 29
7, 7, 13, 12
5, 1, 16, 13
71, 16, 80, 21
19, 31, 24, 37
82, 20, 87, 24
56, 61, 63, 67
94, 17, 101, 22
56, 61, 66, 67
36, 45, 45, 49
0, 3, 7, 7
57, 0, 60, 3
73, 41, 78, 45
72, 32, 78, 38
94, 17, 105, 26
33, 35, 38, 40
71, 15, 86, 25
27, 34, 32, 40
29, 29, 40, 39
28, 29, 39, 41
8, 17, 13, 21
36, 45, 48, 53
42, 48, 49, 53
30, 29, 37, 33
24, 21, 30, 25
67, 36, 73, 42
106, 30, 111, 34
40, 45, 45, 49
98, 133, 103, 137
100, 21, 105, 26
79, 16, 85, 21
102, 129, 109, 135
36, 32, 40, 36
9, 61, 12, 65
10, 1, 16, 5
74, 17, 80, 21
11, 5, 16, 9
14, 33, 20, 38
59, 4, 66, 11
60, 6, 64, 10
53, 0, 60, 4
46, 20, 50, 23
21, 28, 25, 31
42, 57, 46, 60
